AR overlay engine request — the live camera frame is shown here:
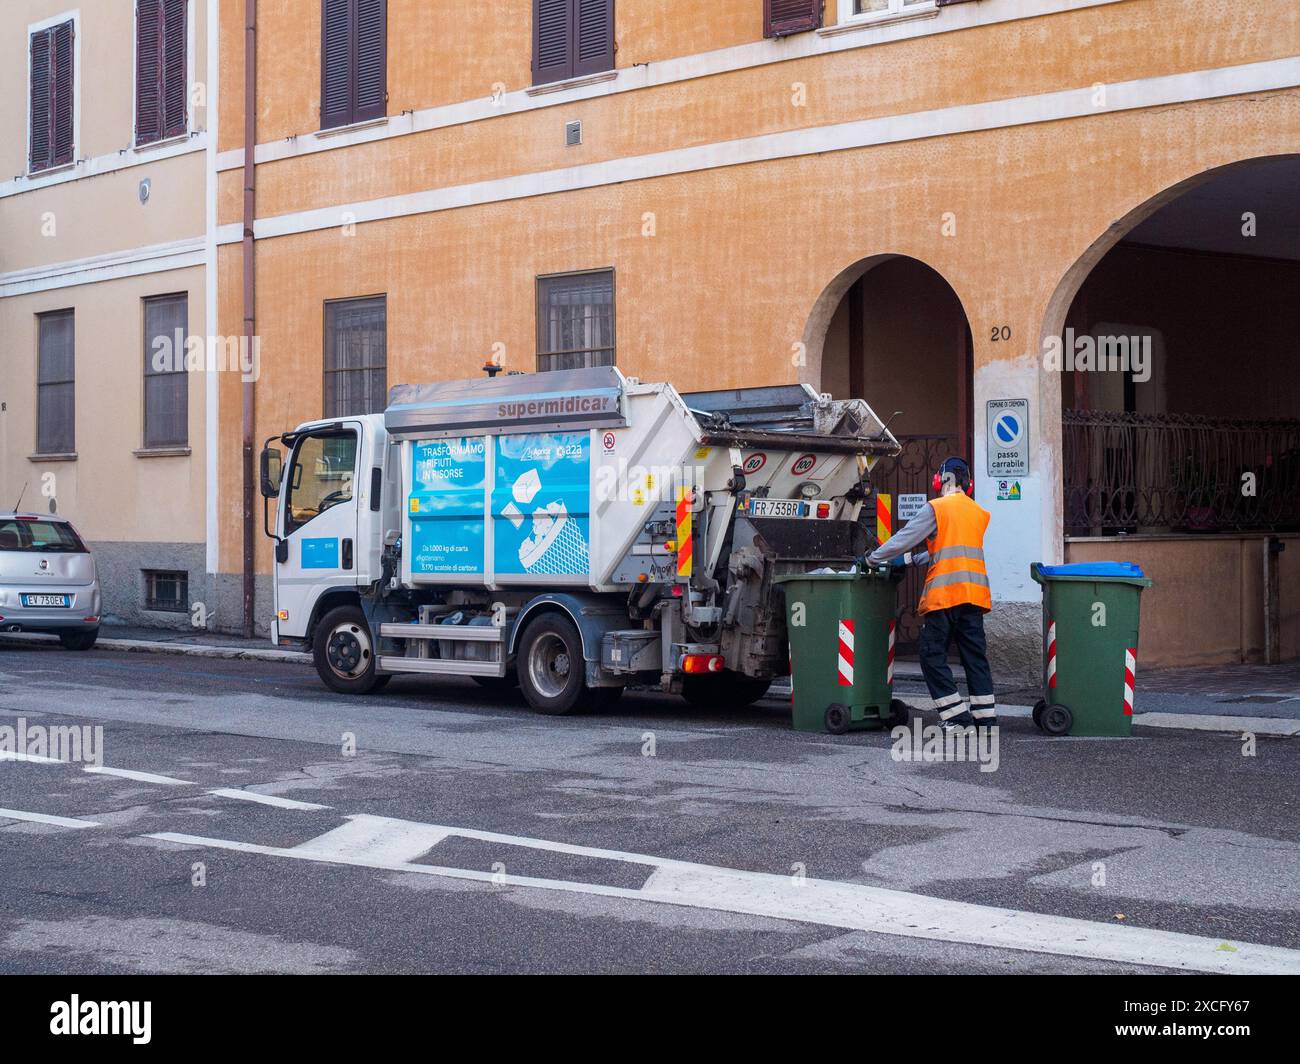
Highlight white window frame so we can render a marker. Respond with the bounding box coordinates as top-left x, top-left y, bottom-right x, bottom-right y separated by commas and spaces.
26, 9, 82, 176
131, 0, 197, 150
837, 0, 937, 26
